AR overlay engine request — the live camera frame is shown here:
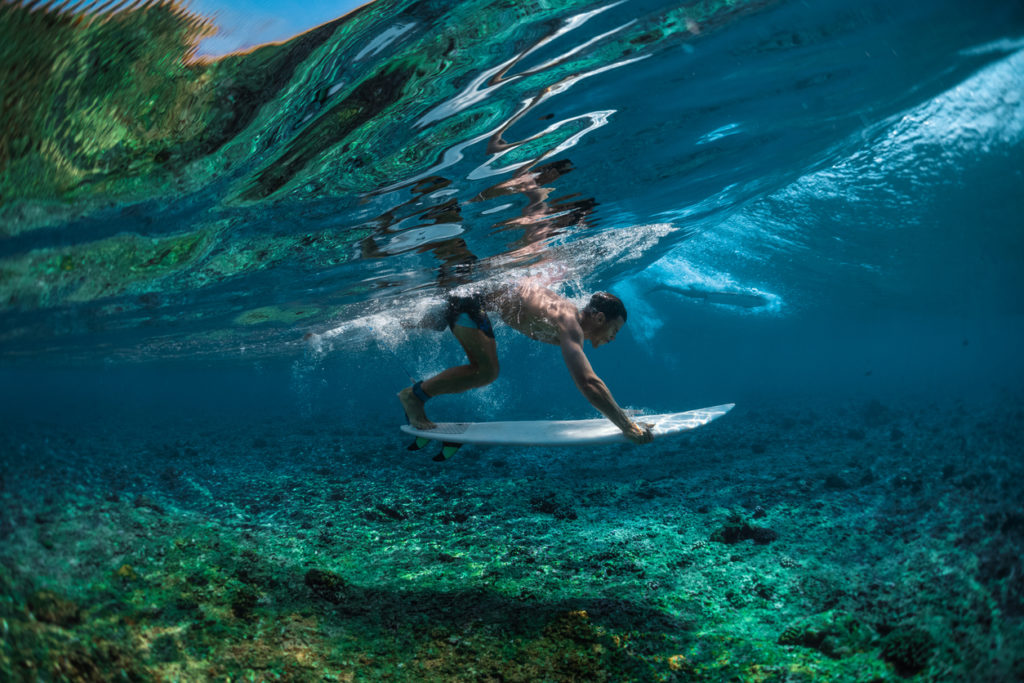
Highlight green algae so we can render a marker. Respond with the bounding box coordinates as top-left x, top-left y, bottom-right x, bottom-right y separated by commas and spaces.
0, 0, 385, 223
0, 2, 214, 212
0, 227, 214, 308
0, 221, 370, 323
